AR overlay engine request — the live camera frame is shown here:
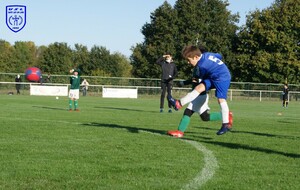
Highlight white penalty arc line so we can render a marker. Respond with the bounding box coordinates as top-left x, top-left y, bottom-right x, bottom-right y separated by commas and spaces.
1, 117, 218, 189
181, 139, 218, 190
131, 131, 219, 189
